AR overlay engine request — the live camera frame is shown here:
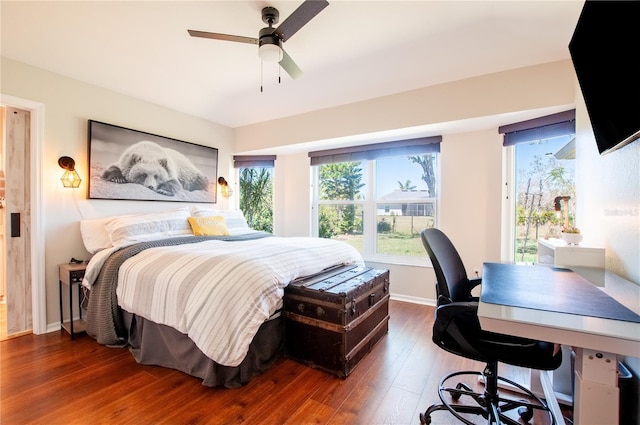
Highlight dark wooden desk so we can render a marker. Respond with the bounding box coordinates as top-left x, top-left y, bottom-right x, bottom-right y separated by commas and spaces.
478, 263, 640, 425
